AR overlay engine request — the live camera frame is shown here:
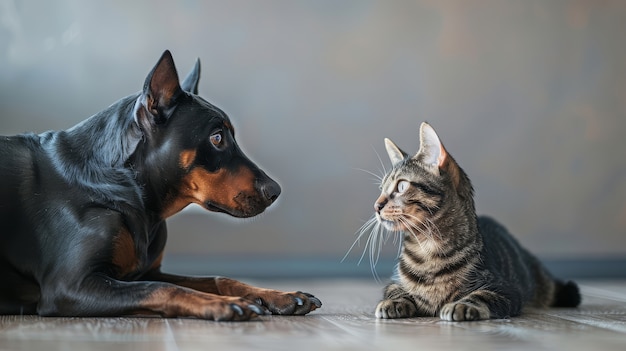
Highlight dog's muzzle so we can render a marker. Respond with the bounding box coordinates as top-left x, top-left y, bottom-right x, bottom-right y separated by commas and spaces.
259, 178, 281, 204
